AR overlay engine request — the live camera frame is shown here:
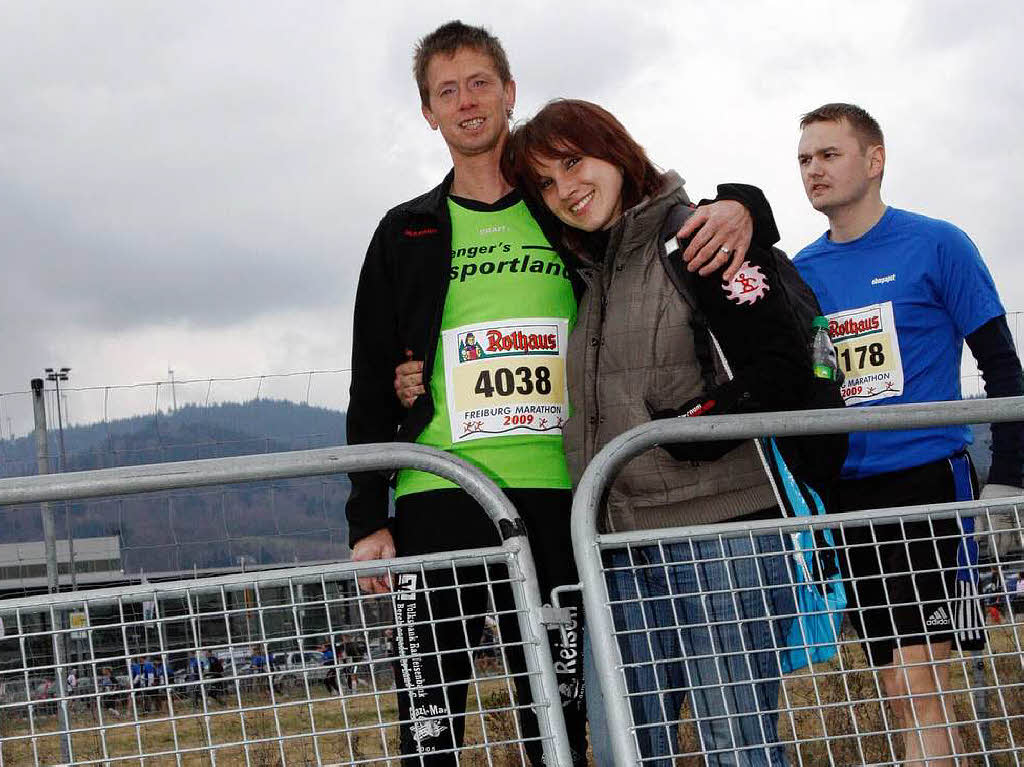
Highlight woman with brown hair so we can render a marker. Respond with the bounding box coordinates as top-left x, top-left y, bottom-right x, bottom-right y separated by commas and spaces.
505, 100, 843, 766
